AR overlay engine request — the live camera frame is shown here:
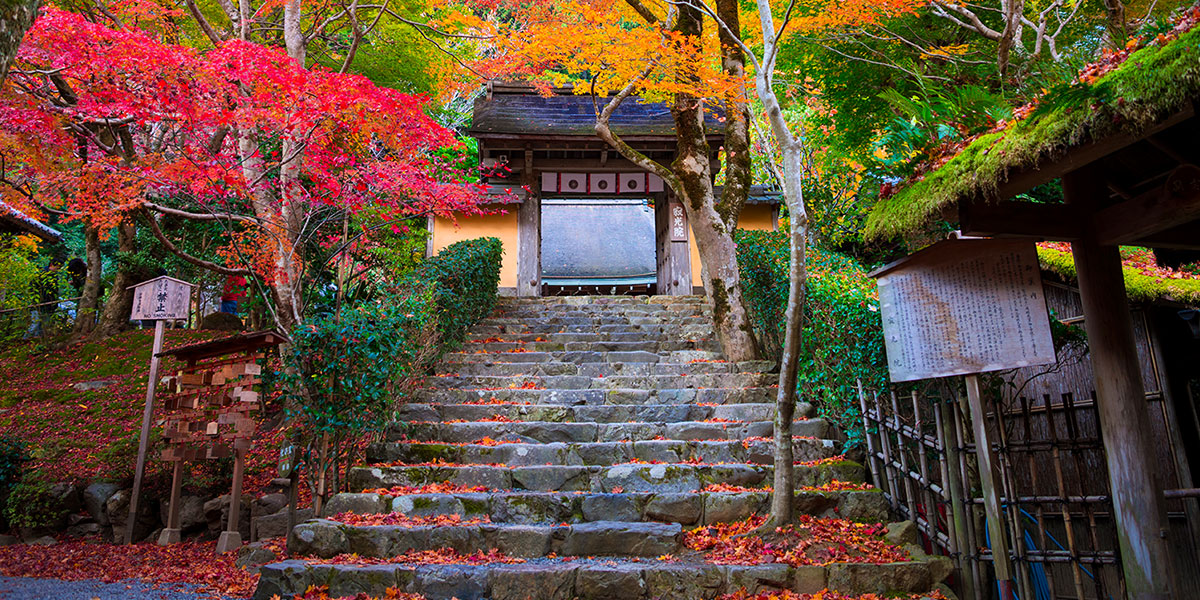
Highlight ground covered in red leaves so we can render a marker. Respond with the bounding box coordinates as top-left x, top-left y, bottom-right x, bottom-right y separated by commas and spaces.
0, 538, 261, 597
717, 591, 948, 600
685, 516, 909, 567
0, 329, 292, 496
